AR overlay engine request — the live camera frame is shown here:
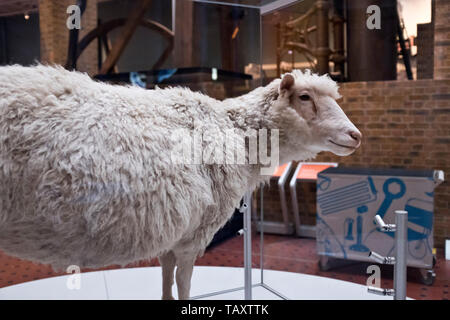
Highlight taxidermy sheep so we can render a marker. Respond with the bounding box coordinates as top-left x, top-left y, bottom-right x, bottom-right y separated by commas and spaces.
0, 65, 361, 299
